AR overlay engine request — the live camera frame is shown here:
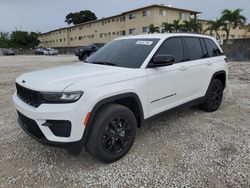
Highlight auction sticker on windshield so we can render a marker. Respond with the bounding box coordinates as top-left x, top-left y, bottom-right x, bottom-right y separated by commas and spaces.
135, 41, 153, 45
